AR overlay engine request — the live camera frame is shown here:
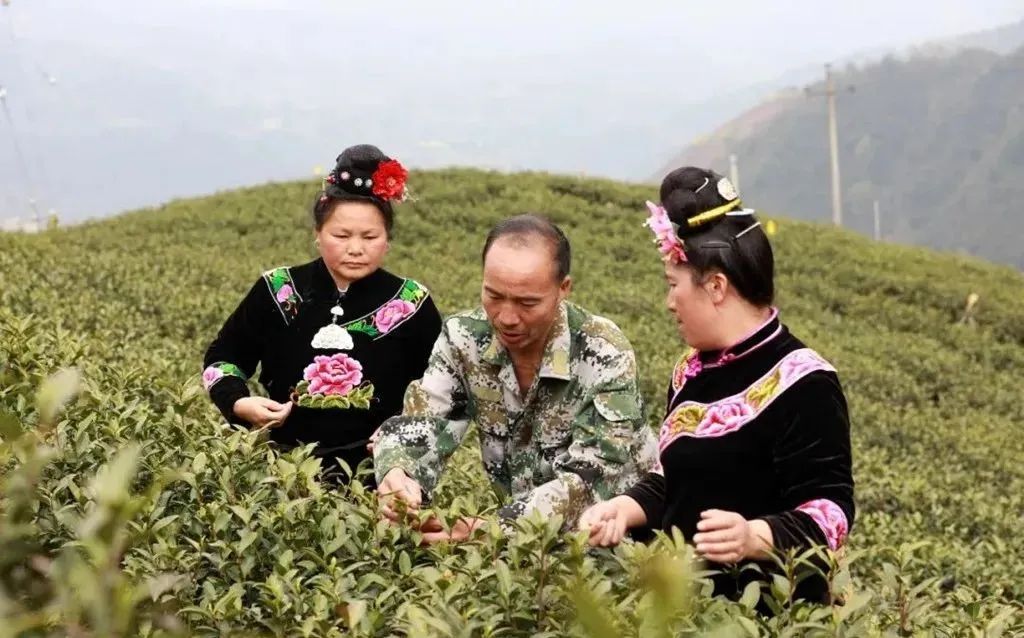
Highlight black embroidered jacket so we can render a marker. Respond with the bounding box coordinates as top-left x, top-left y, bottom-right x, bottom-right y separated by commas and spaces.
202, 258, 442, 474
625, 311, 855, 603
